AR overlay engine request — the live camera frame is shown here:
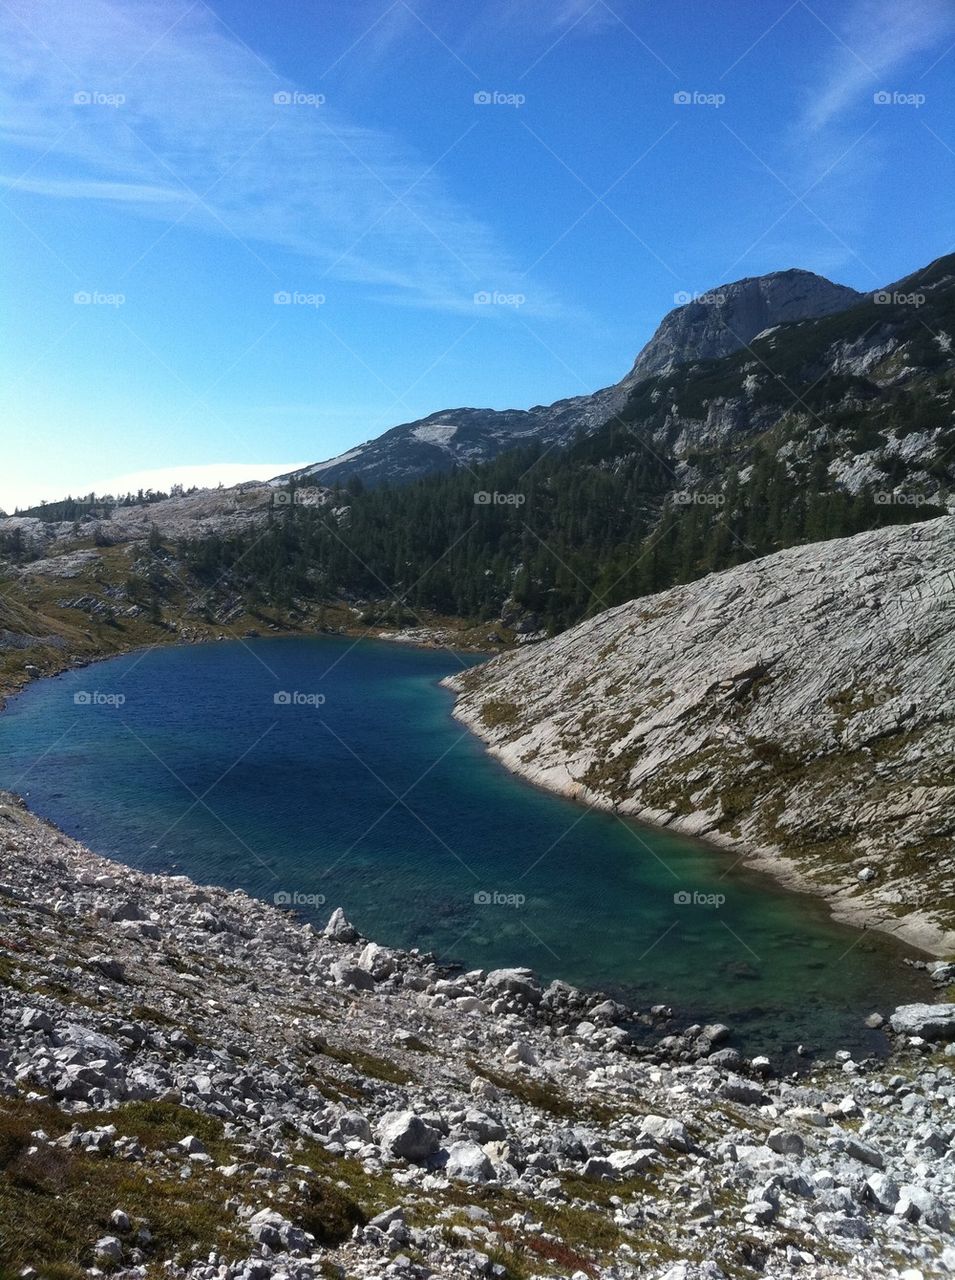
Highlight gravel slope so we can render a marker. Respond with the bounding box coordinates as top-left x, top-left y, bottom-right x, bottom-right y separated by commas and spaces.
2, 793, 955, 1280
